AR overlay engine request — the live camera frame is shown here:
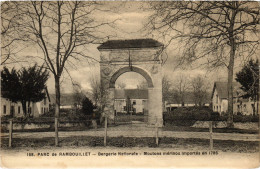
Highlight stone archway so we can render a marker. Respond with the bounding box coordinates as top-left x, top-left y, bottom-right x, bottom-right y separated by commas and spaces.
109, 66, 154, 88
98, 39, 164, 126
